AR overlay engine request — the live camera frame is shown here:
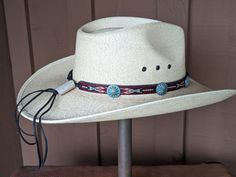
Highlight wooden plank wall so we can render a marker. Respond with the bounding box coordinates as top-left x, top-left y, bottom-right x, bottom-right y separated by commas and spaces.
186, 1, 236, 176
3, 0, 236, 176
0, 0, 22, 176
